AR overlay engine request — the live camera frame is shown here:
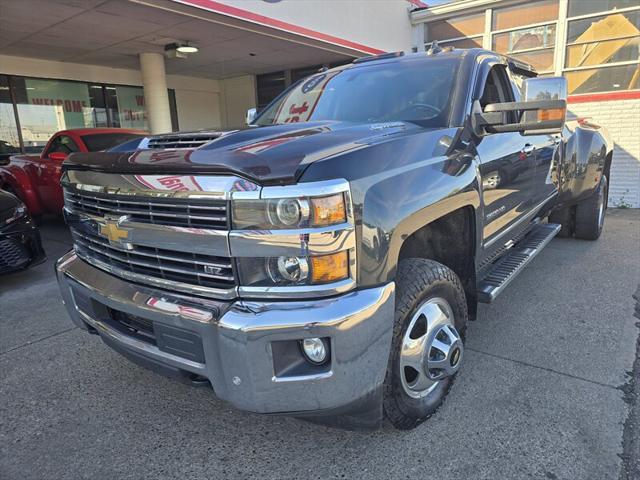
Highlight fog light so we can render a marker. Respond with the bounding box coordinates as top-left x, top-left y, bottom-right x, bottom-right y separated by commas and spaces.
301, 338, 328, 365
